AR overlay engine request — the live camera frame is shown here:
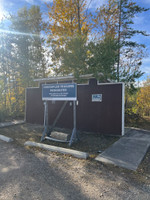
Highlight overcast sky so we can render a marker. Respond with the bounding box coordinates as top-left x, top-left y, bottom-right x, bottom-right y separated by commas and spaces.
0, 0, 150, 80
